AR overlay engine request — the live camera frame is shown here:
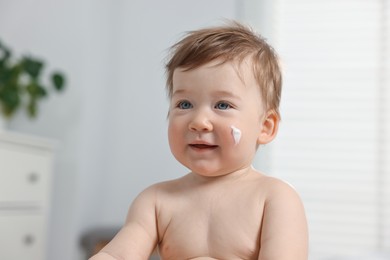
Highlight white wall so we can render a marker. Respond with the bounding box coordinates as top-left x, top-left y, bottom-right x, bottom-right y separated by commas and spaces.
1, 1, 267, 259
